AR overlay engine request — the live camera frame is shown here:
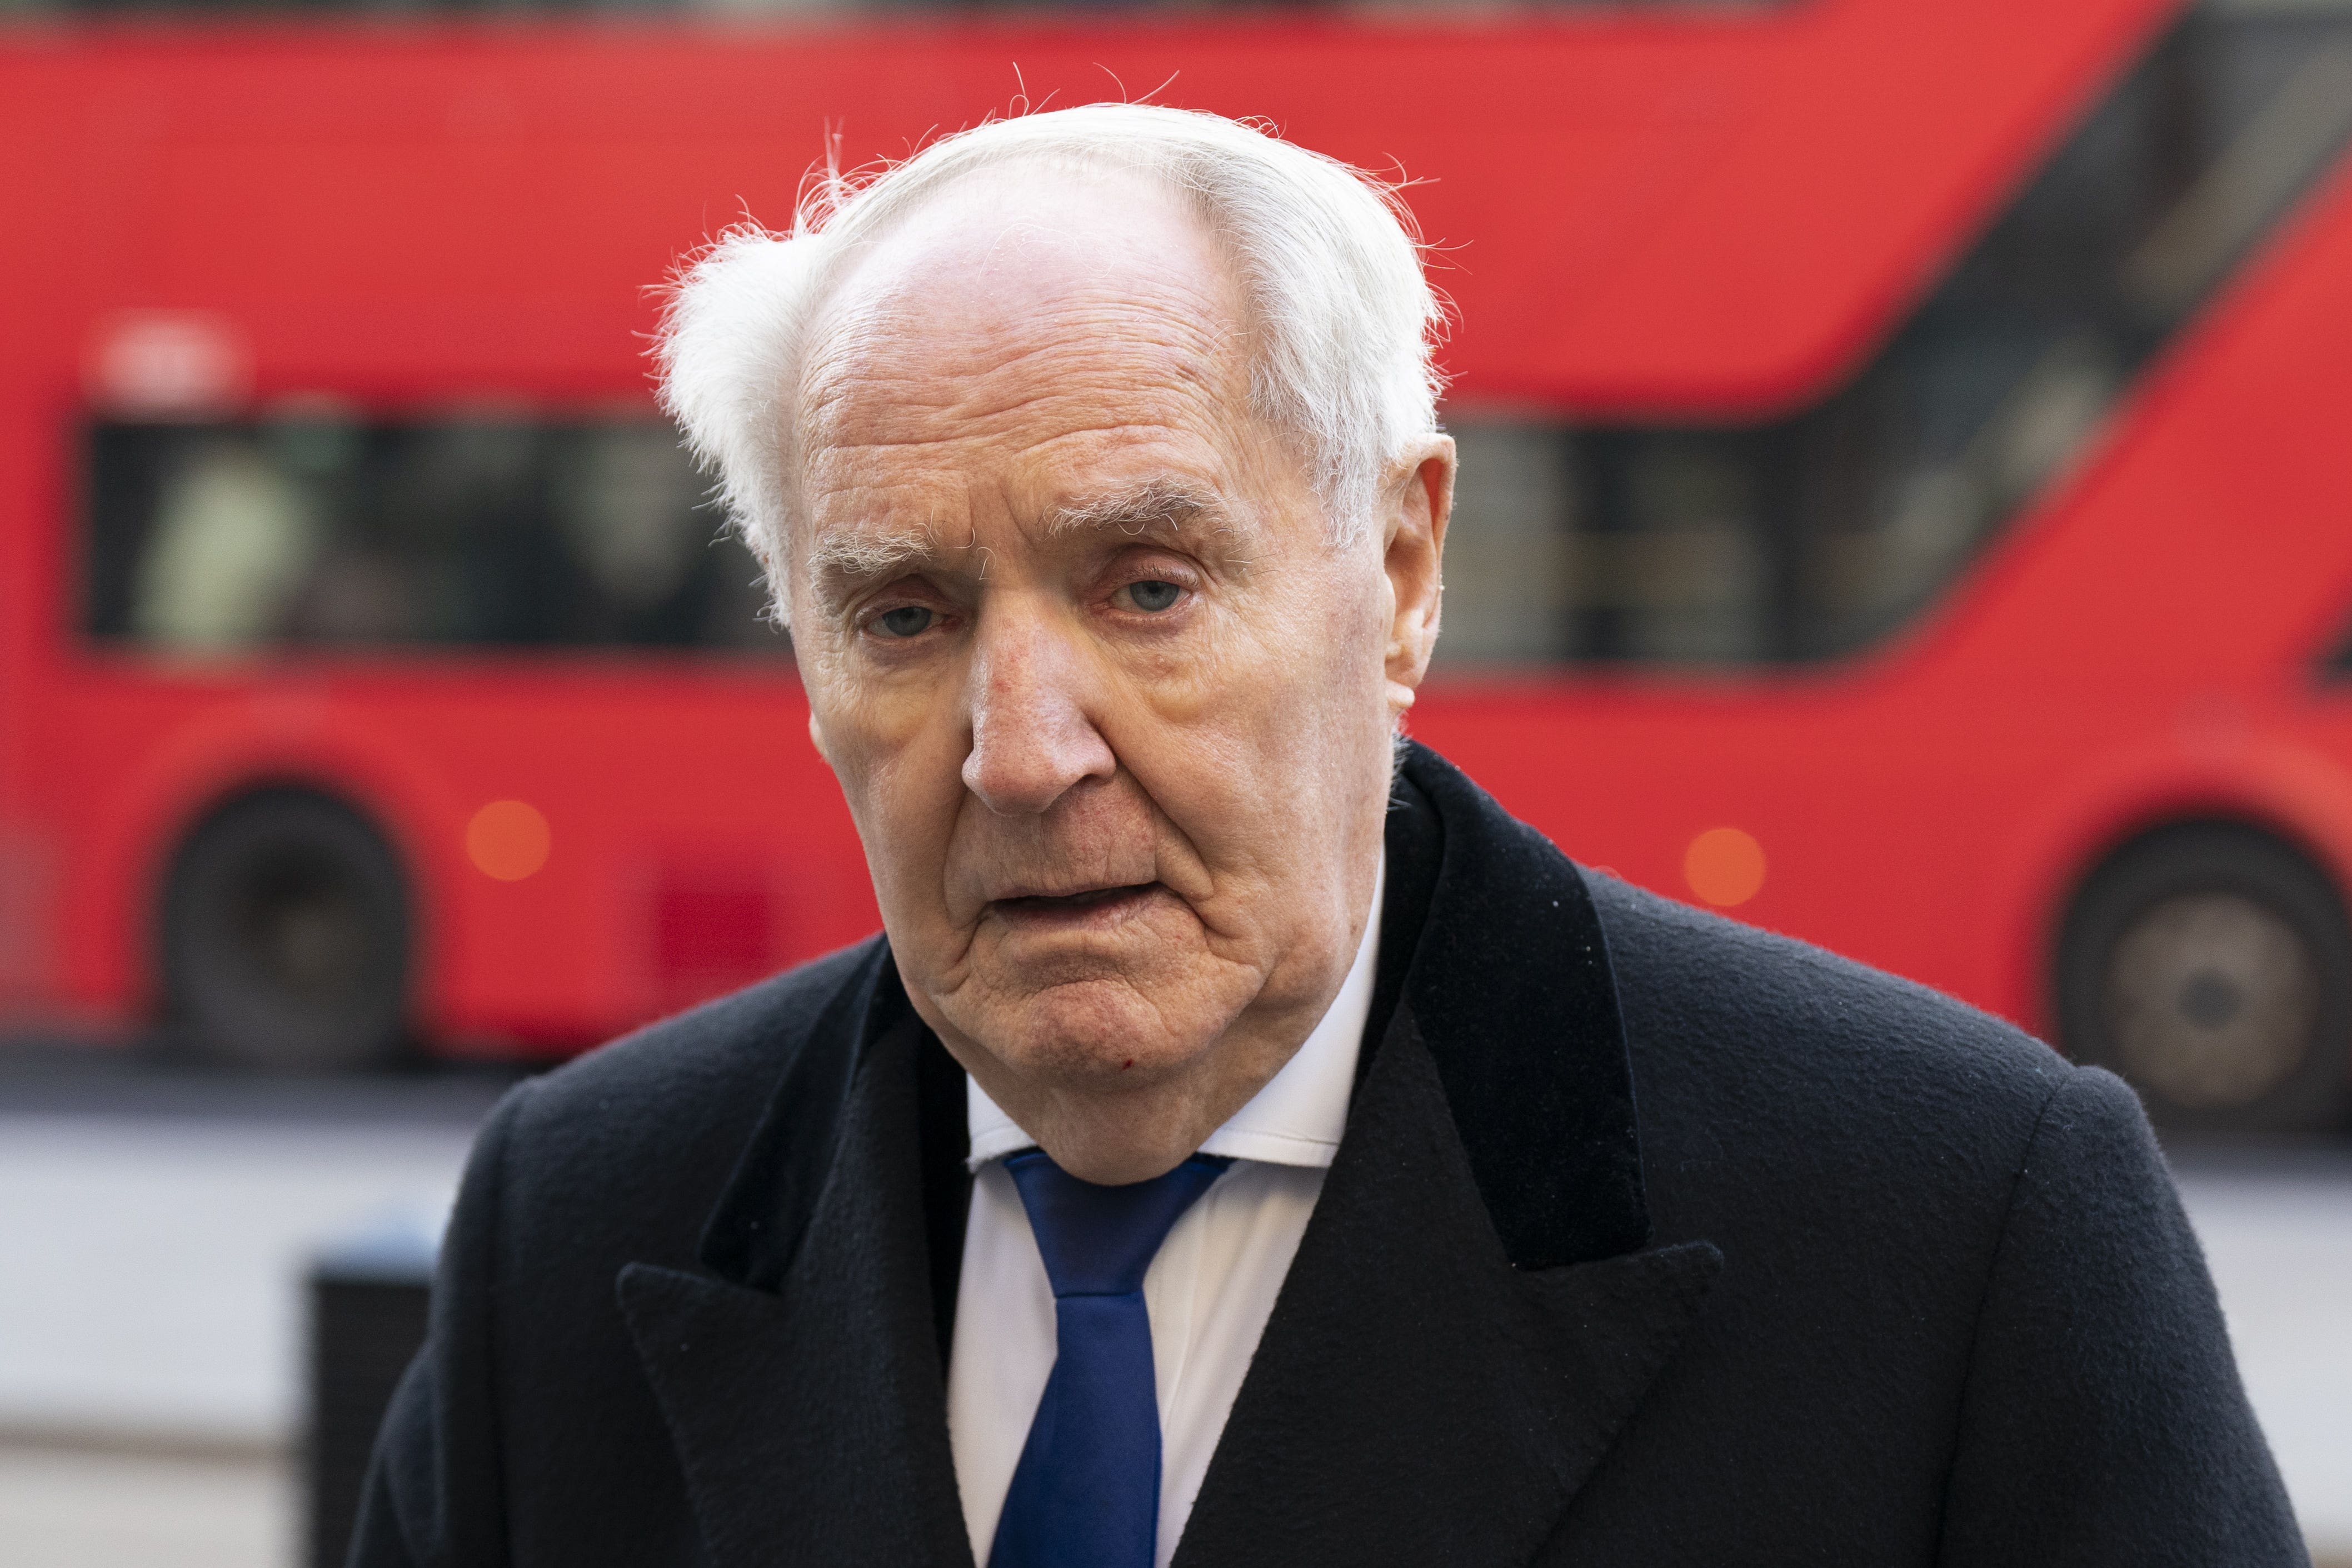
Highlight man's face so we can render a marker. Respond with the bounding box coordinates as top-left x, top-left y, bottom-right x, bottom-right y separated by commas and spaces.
787, 170, 1447, 1181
